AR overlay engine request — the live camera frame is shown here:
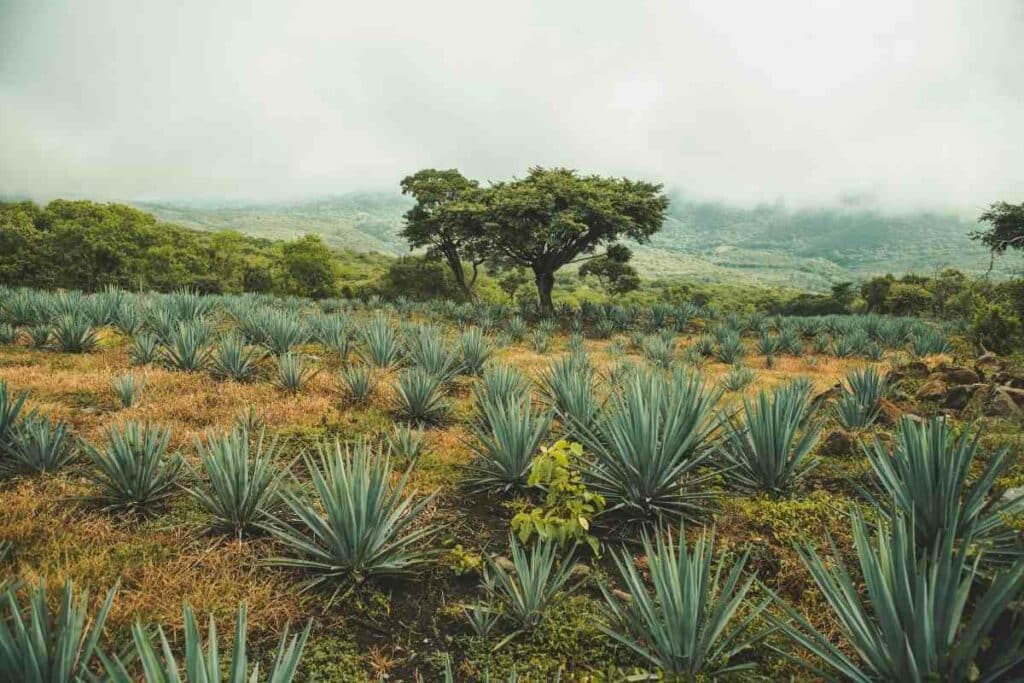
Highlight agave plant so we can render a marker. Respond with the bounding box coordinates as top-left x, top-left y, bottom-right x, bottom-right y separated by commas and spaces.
718, 381, 820, 495
112, 372, 145, 408
715, 333, 745, 364
26, 324, 51, 349
405, 326, 462, 381
275, 352, 316, 395
83, 422, 183, 514
387, 424, 427, 460
466, 397, 552, 494
864, 417, 1024, 557
530, 330, 550, 354
186, 428, 290, 538
361, 312, 403, 368
112, 303, 144, 337
574, 369, 720, 522
642, 335, 676, 369
0, 380, 31, 454
506, 316, 528, 342
771, 510, 1024, 682
4, 416, 74, 475
483, 537, 577, 635
459, 327, 493, 376
129, 332, 160, 365
537, 354, 601, 439
102, 602, 309, 683
50, 314, 99, 353
211, 332, 265, 382
600, 526, 767, 679
0, 324, 15, 345
474, 364, 532, 420
0, 580, 118, 683
835, 366, 889, 429
393, 367, 449, 424
718, 364, 756, 392
262, 311, 309, 356
910, 328, 952, 356
266, 440, 436, 596
162, 321, 213, 372
313, 314, 353, 360
339, 365, 378, 405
